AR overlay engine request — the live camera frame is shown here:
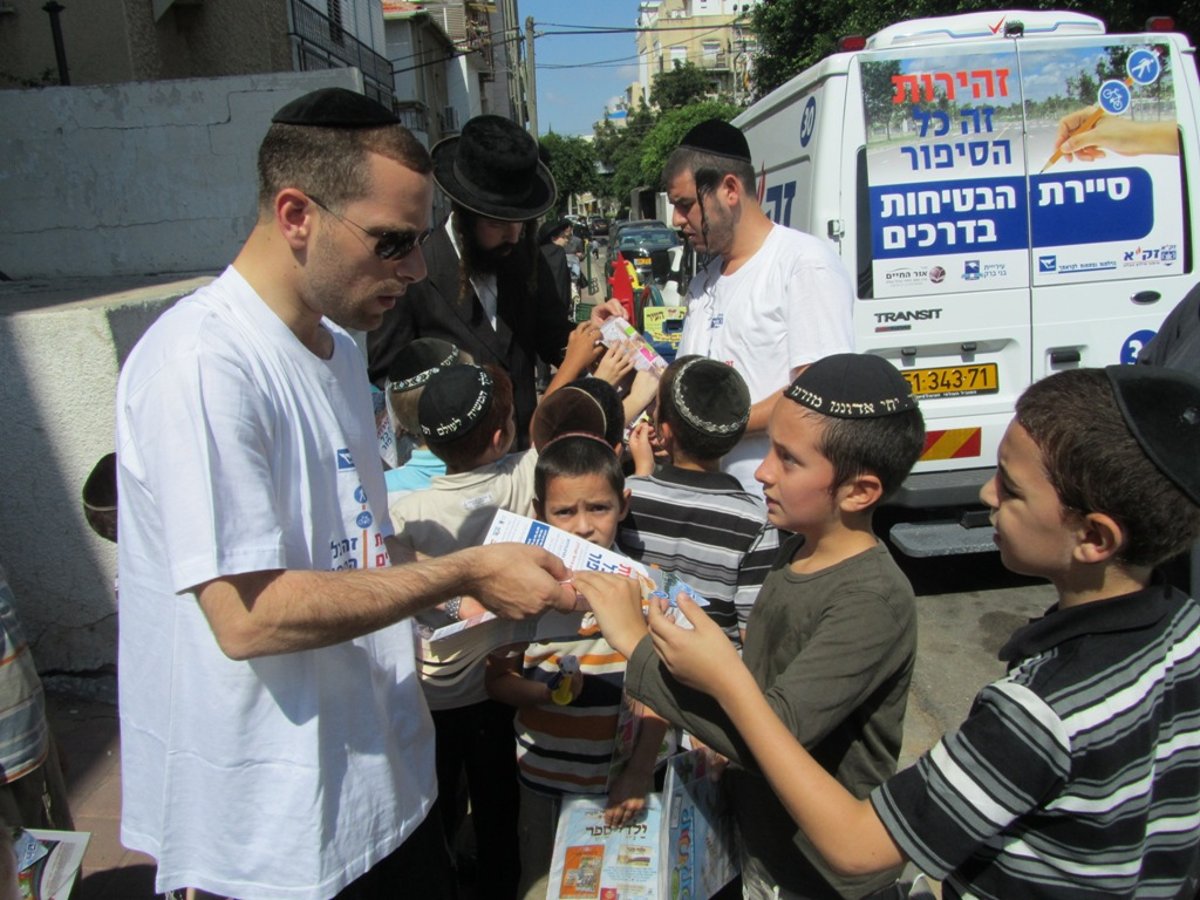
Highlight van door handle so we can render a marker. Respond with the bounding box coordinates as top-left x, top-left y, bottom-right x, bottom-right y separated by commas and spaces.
1131, 290, 1161, 304
1050, 349, 1081, 365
